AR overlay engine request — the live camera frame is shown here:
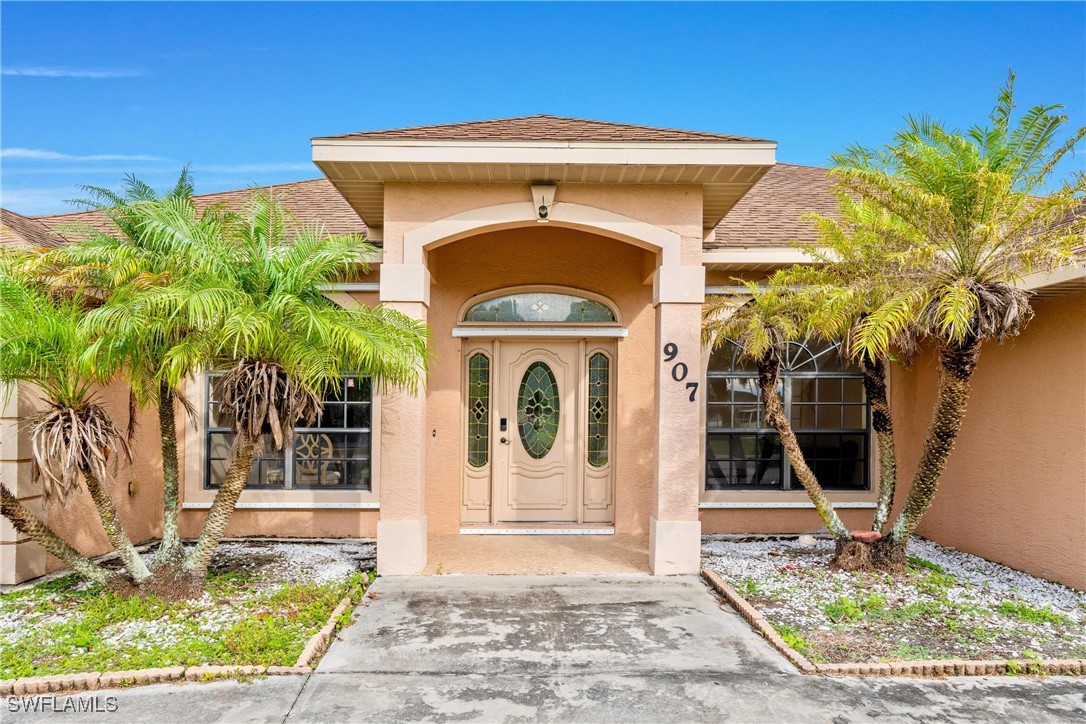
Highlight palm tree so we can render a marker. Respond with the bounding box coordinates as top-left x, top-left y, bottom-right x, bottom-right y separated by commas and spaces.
0, 274, 149, 585
42, 170, 219, 567
703, 283, 851, 542
705, 273, 912, 569
782, 197, 922, 541
835, 73, 1084, 550
143, 191, 430, 577
703, 75, 1083, 570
